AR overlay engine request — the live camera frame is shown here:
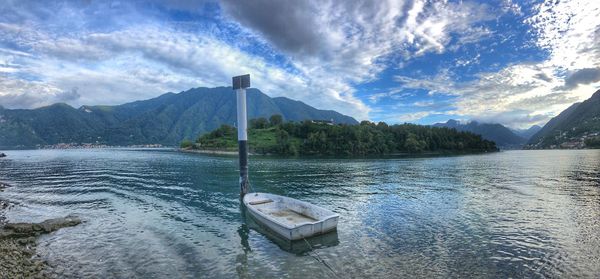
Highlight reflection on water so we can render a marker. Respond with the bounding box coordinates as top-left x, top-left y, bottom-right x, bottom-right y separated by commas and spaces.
0, 149, 599, 278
